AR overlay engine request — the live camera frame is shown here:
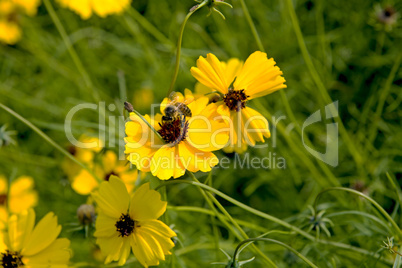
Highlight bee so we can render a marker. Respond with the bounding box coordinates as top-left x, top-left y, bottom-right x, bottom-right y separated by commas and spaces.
162, 91, 193, 124
160, 91, 193, 145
